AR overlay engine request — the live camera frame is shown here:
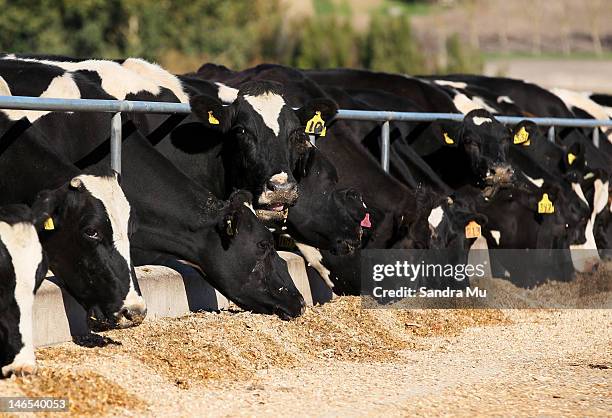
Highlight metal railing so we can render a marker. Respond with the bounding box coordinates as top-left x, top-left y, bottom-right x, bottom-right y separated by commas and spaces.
0, 95, 611, 174
336, 109, 612, 172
